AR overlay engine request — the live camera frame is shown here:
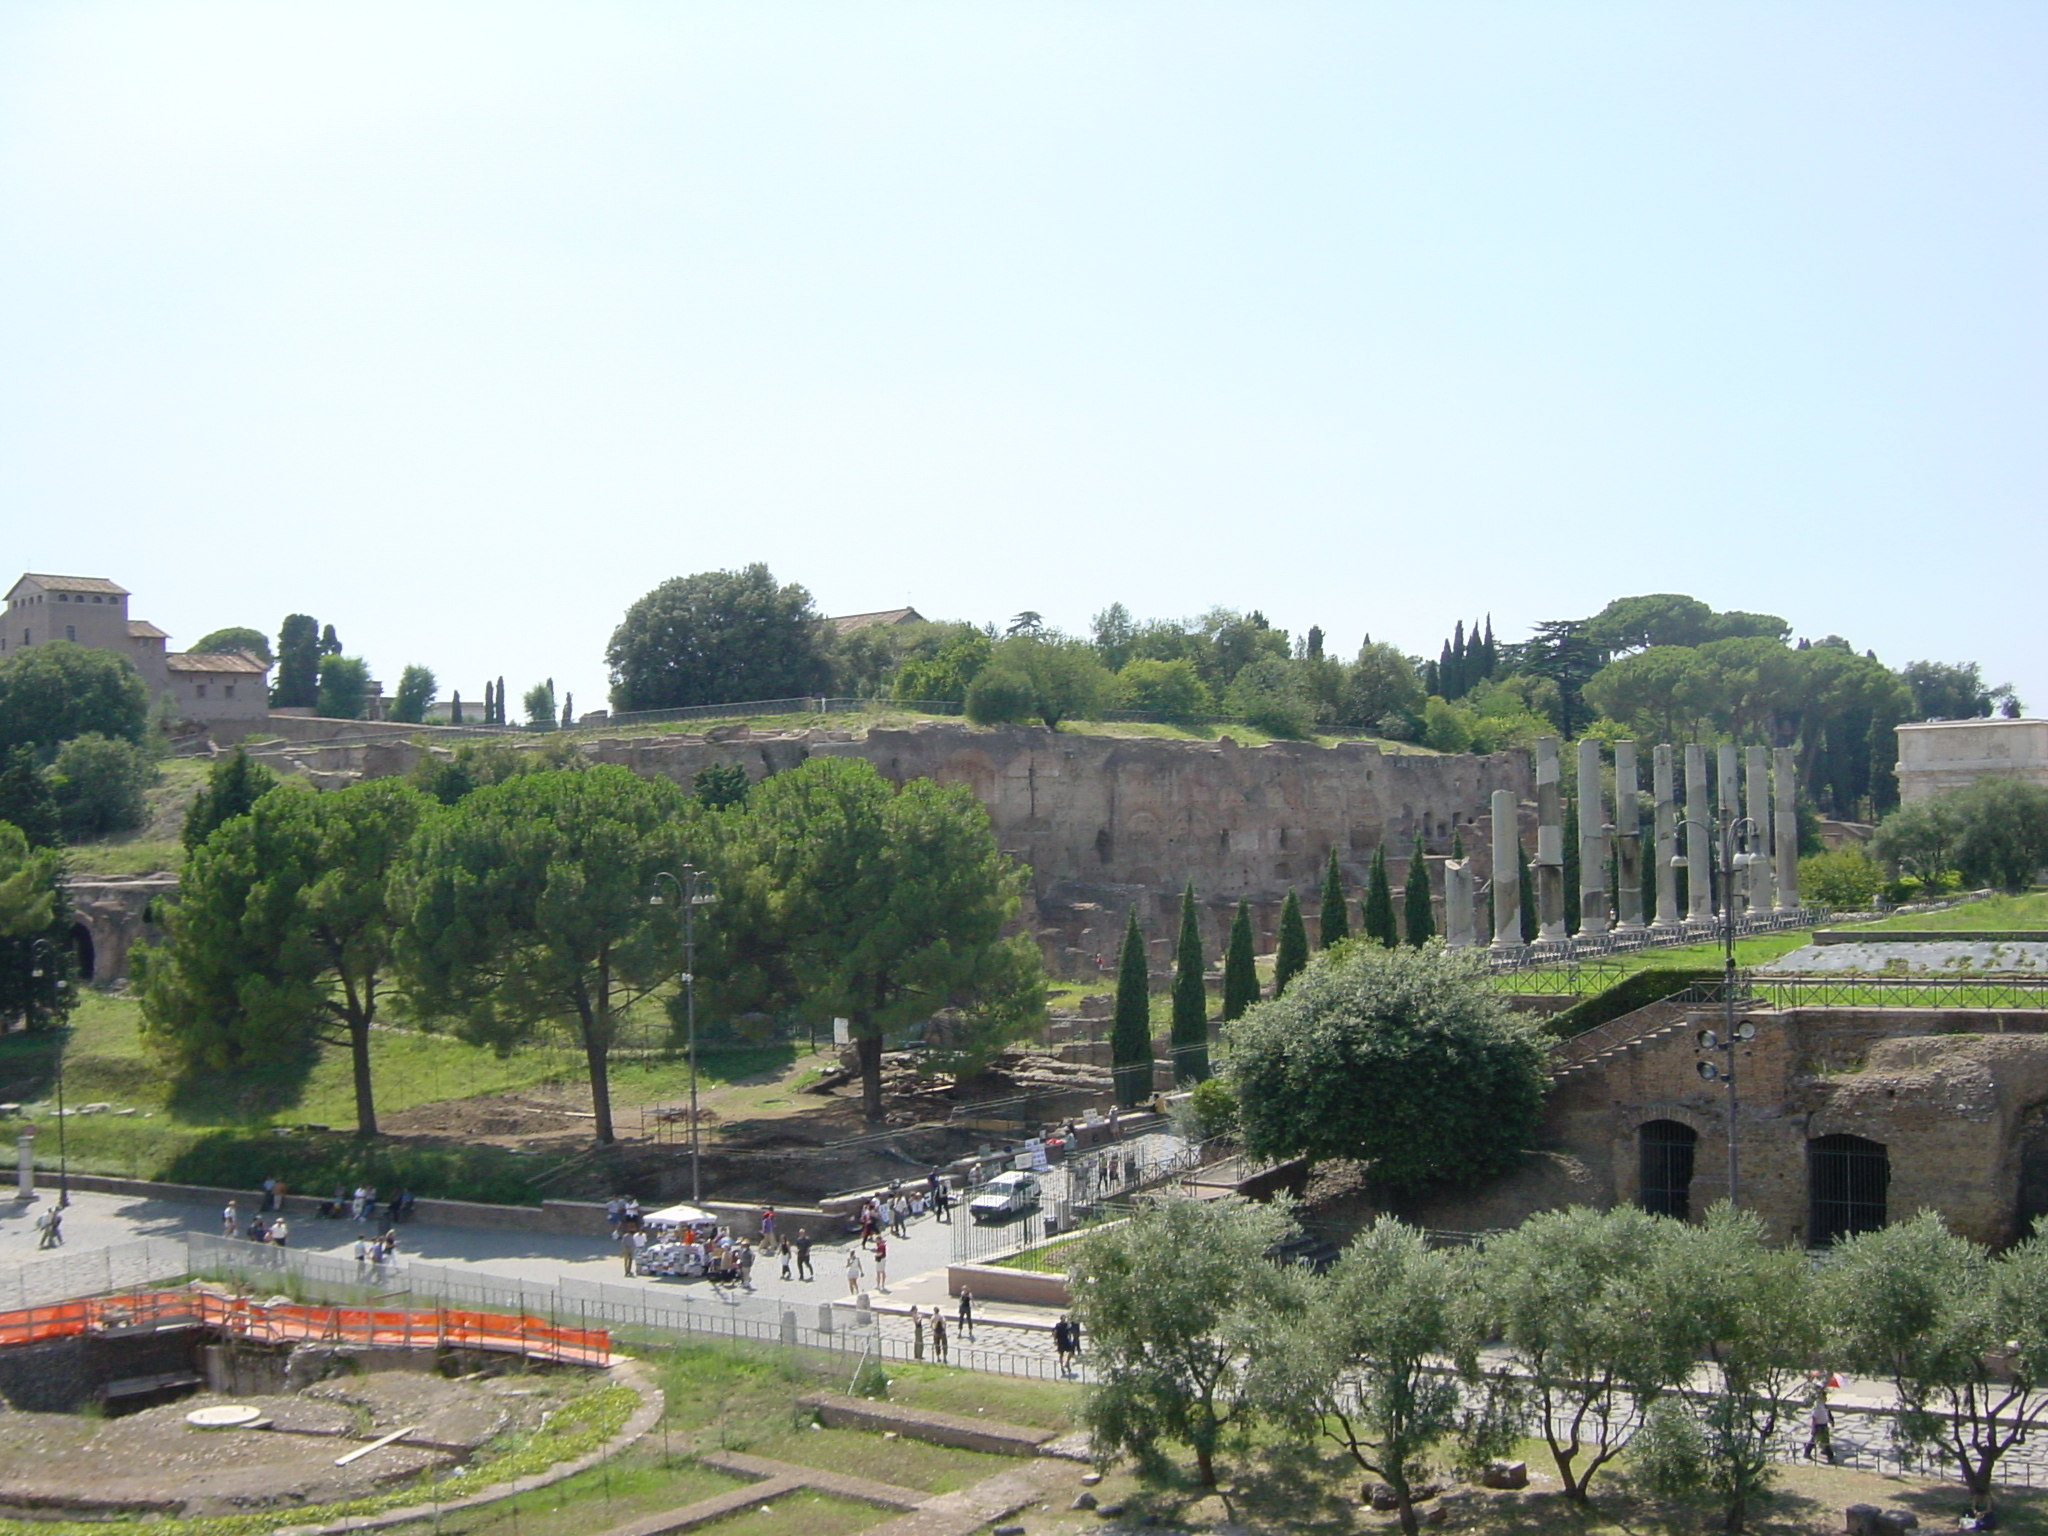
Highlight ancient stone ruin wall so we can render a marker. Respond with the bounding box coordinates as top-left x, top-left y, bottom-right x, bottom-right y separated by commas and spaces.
578, 724, 1531, 974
